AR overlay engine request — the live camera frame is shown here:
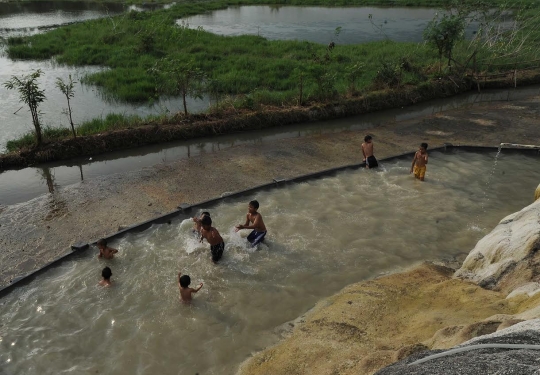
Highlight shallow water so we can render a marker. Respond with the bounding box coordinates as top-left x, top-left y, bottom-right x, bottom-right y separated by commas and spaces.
179, 6, 478, 44
1, 150, 539, 375
2, 84, 539, 206
0, 1, 124, 33
0, 3, 207, 152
